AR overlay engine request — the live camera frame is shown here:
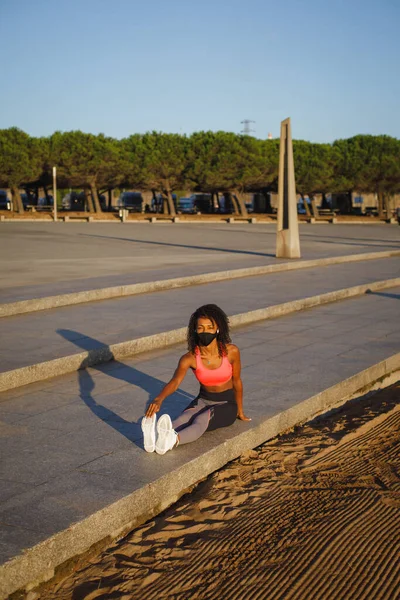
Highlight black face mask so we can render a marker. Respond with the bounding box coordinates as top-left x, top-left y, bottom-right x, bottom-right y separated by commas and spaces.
197, 332, 218, 347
